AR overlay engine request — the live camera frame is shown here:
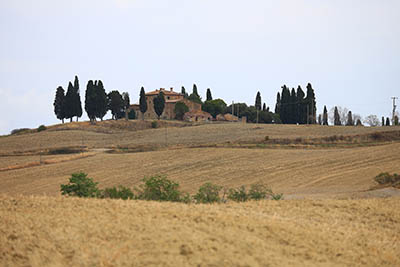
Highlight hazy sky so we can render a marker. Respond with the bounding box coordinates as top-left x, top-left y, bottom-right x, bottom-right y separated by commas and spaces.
1, 0, 399, 134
